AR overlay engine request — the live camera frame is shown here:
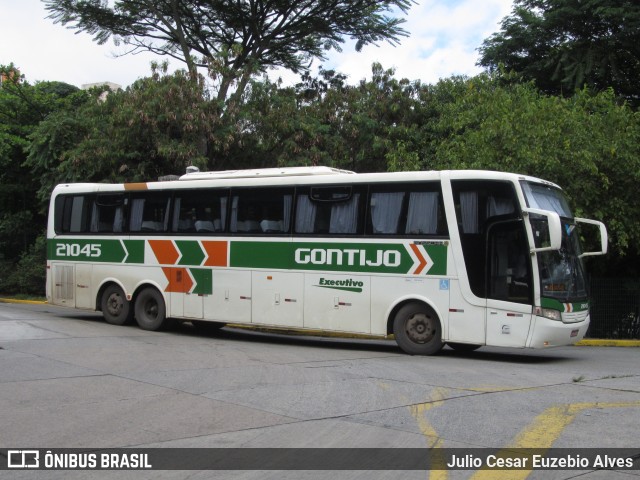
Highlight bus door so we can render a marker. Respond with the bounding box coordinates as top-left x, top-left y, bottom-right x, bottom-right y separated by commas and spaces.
448, 178, 533, 347
484, 219, 533, 347
447, 280, 486, 344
